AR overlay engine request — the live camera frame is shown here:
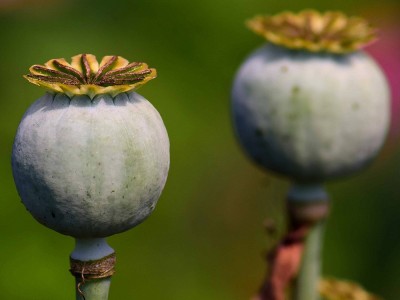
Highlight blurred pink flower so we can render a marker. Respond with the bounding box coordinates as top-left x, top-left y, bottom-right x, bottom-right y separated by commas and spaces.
365, 27, 400, 139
